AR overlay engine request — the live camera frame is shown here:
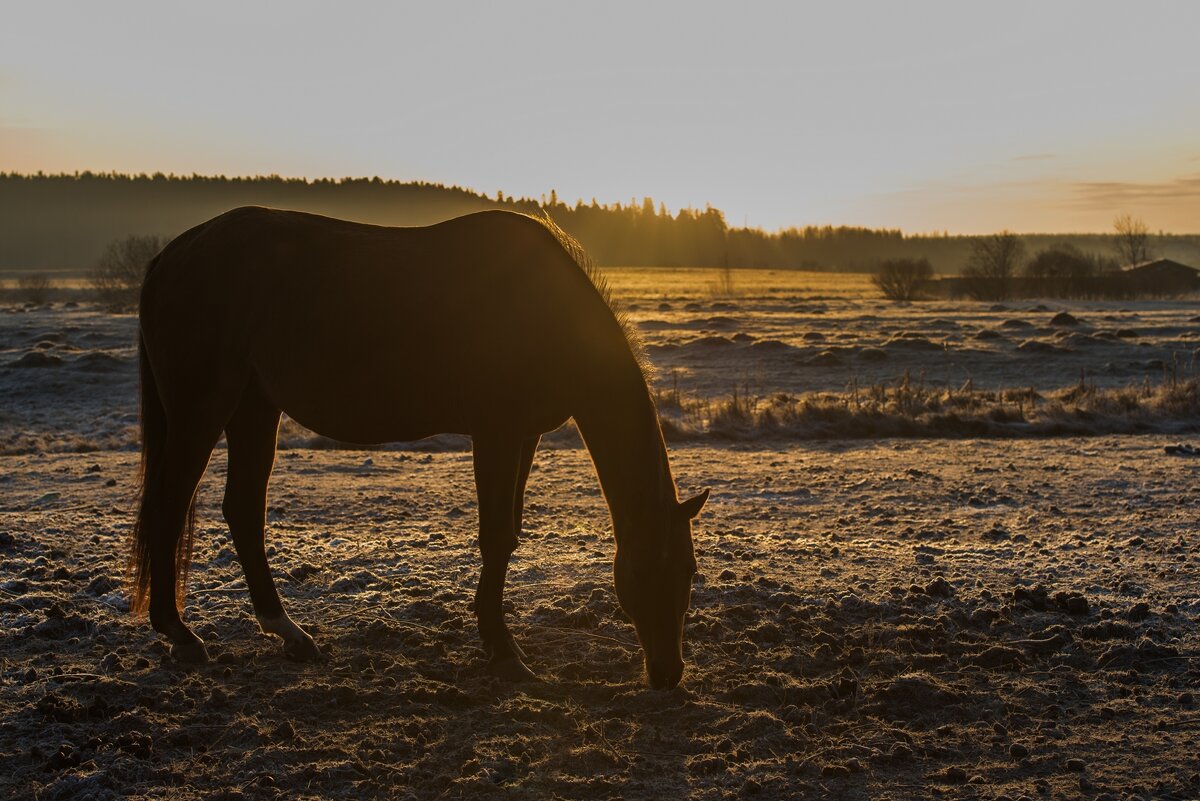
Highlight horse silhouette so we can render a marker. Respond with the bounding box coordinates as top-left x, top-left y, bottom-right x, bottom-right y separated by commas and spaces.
129, 207, 708, 689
